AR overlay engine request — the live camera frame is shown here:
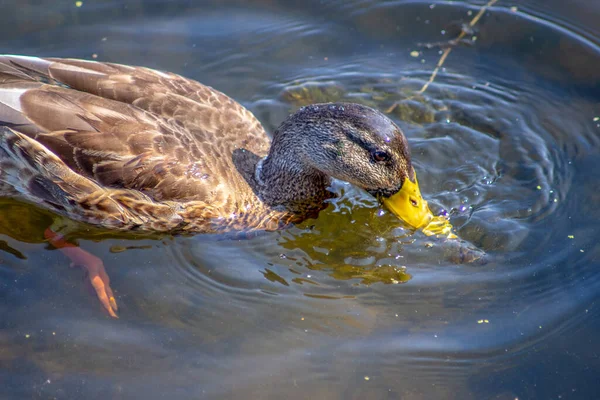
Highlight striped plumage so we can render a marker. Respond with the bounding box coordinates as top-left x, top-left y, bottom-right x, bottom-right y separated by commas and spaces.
0, 55, 296, 233
0, 55, 426, 237
0, 55, 436, 317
